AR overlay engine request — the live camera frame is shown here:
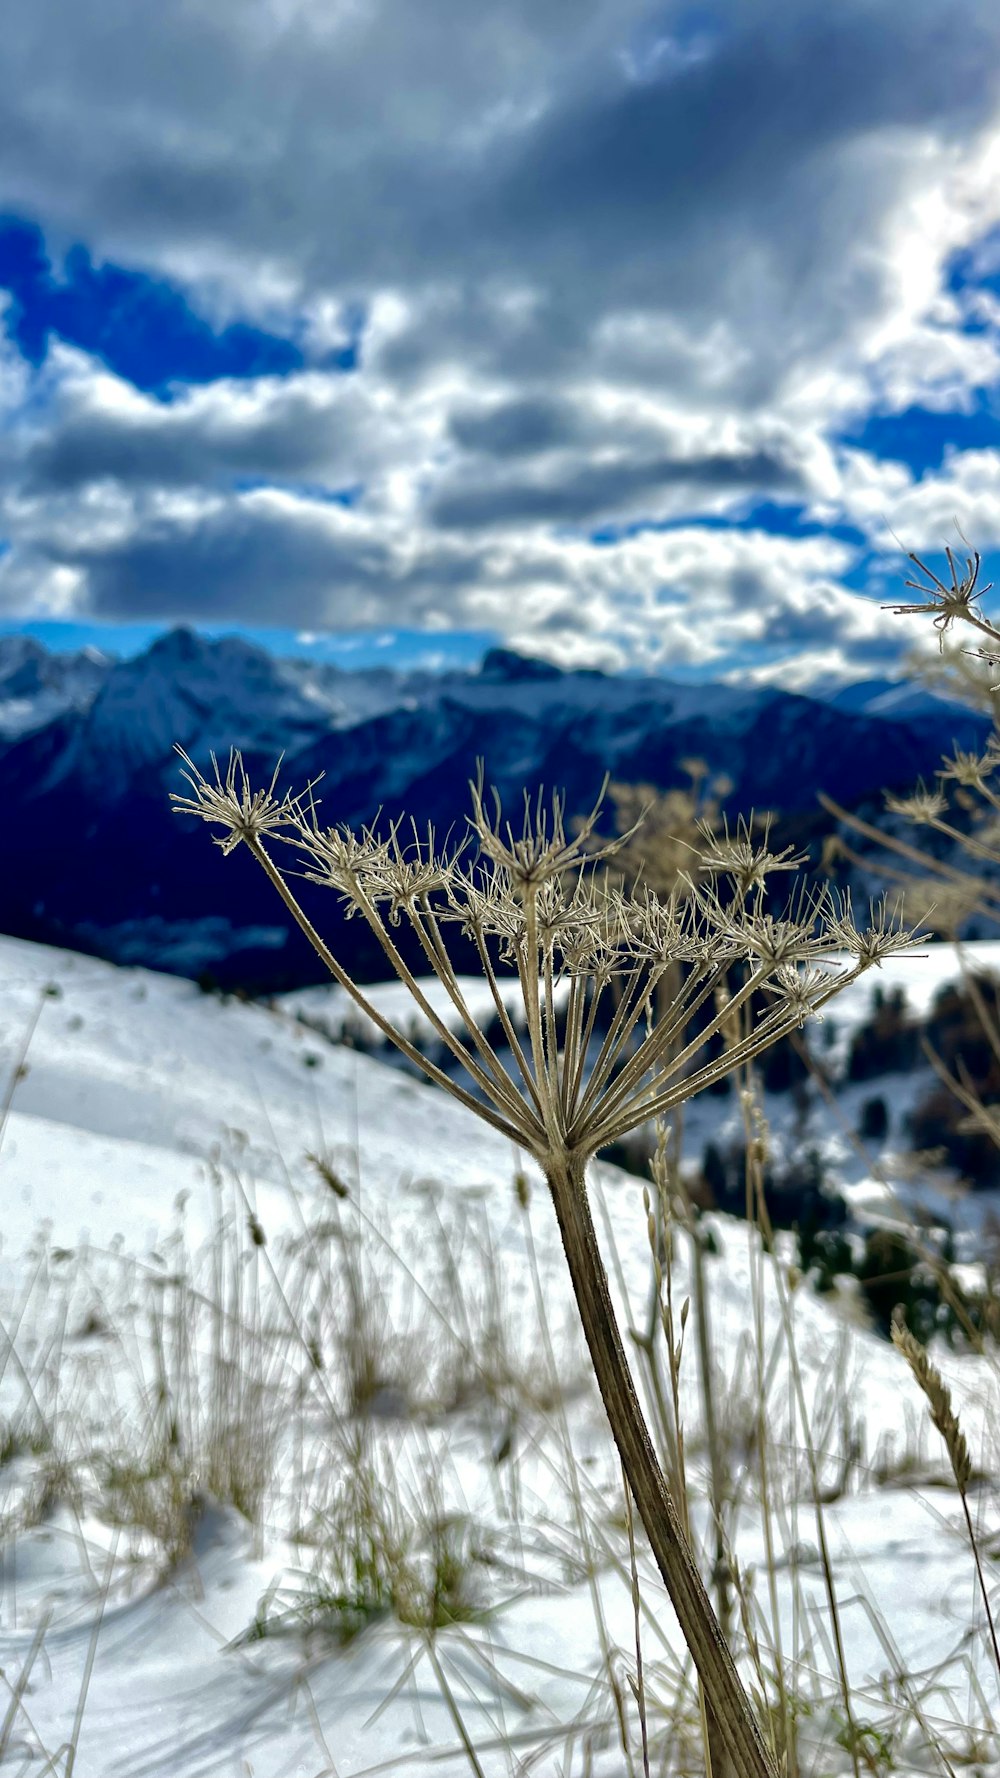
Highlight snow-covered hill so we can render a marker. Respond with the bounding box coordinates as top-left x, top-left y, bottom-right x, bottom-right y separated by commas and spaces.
2, 933, 1000, 1775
